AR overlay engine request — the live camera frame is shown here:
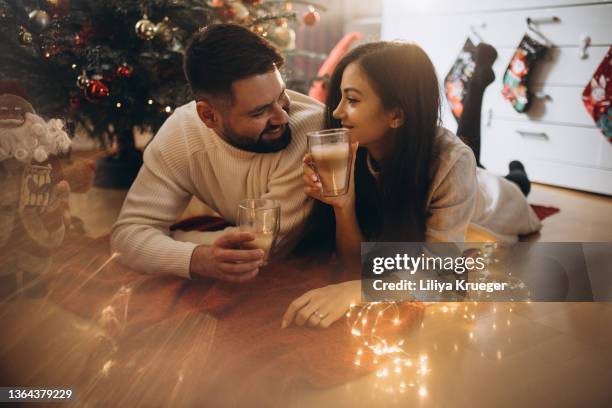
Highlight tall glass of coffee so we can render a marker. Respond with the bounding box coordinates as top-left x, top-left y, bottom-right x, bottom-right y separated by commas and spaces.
237, 198, 280, 265
307, 128, 351, 196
